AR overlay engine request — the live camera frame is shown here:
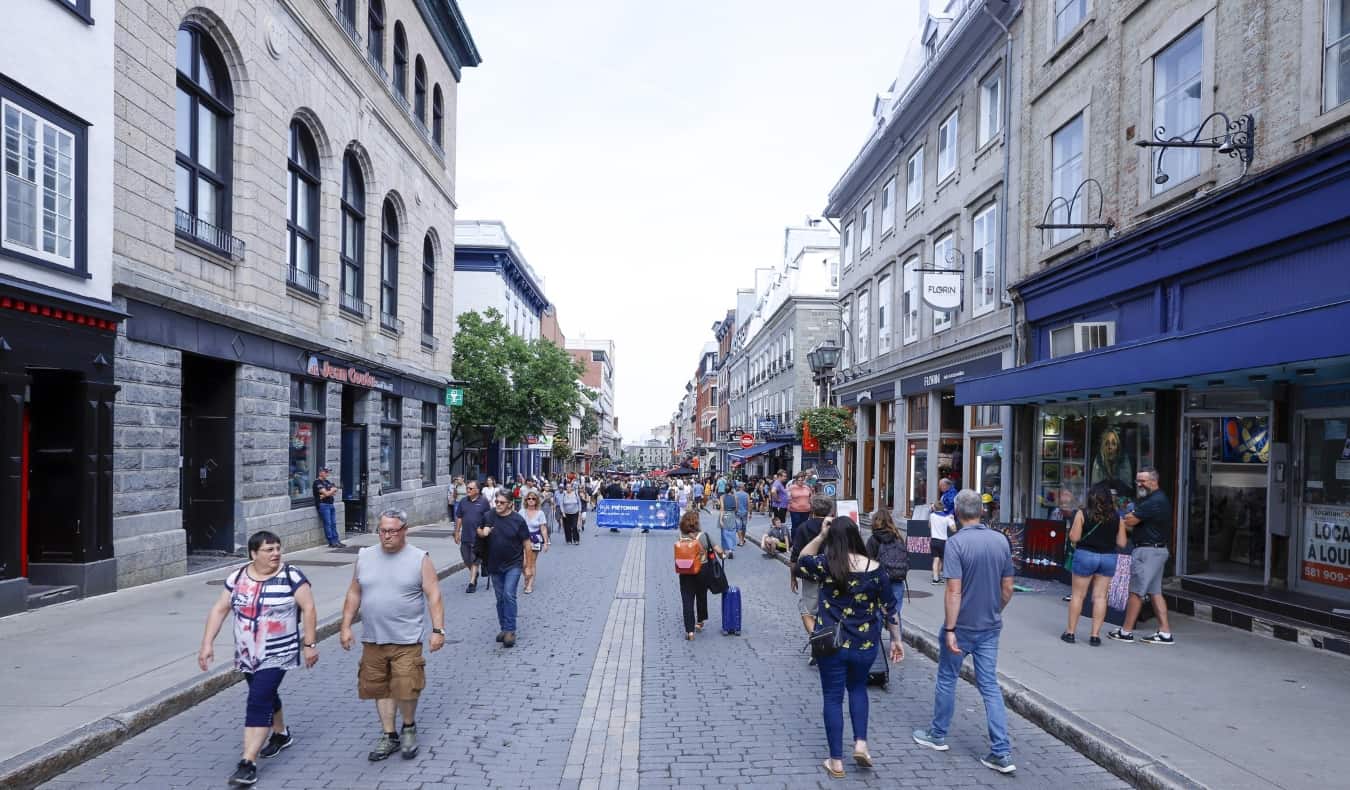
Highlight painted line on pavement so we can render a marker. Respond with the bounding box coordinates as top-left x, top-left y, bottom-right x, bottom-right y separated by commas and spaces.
563, 533, 645, 790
